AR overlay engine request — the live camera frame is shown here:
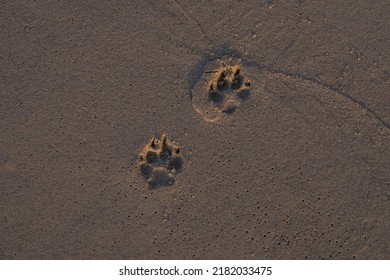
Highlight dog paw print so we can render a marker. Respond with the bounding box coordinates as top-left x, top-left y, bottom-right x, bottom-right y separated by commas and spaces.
208, 64, 251, 113
191, 56, 251, 122
138, 134, 183, 189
